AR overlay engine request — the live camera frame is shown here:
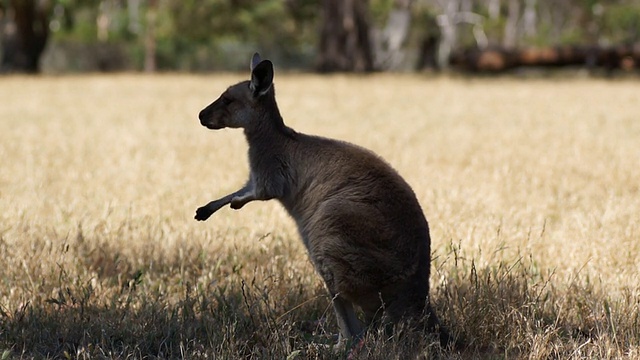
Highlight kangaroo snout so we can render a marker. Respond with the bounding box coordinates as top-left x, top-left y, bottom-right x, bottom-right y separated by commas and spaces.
198, 107, 222, 130
198, 107, 210, 126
